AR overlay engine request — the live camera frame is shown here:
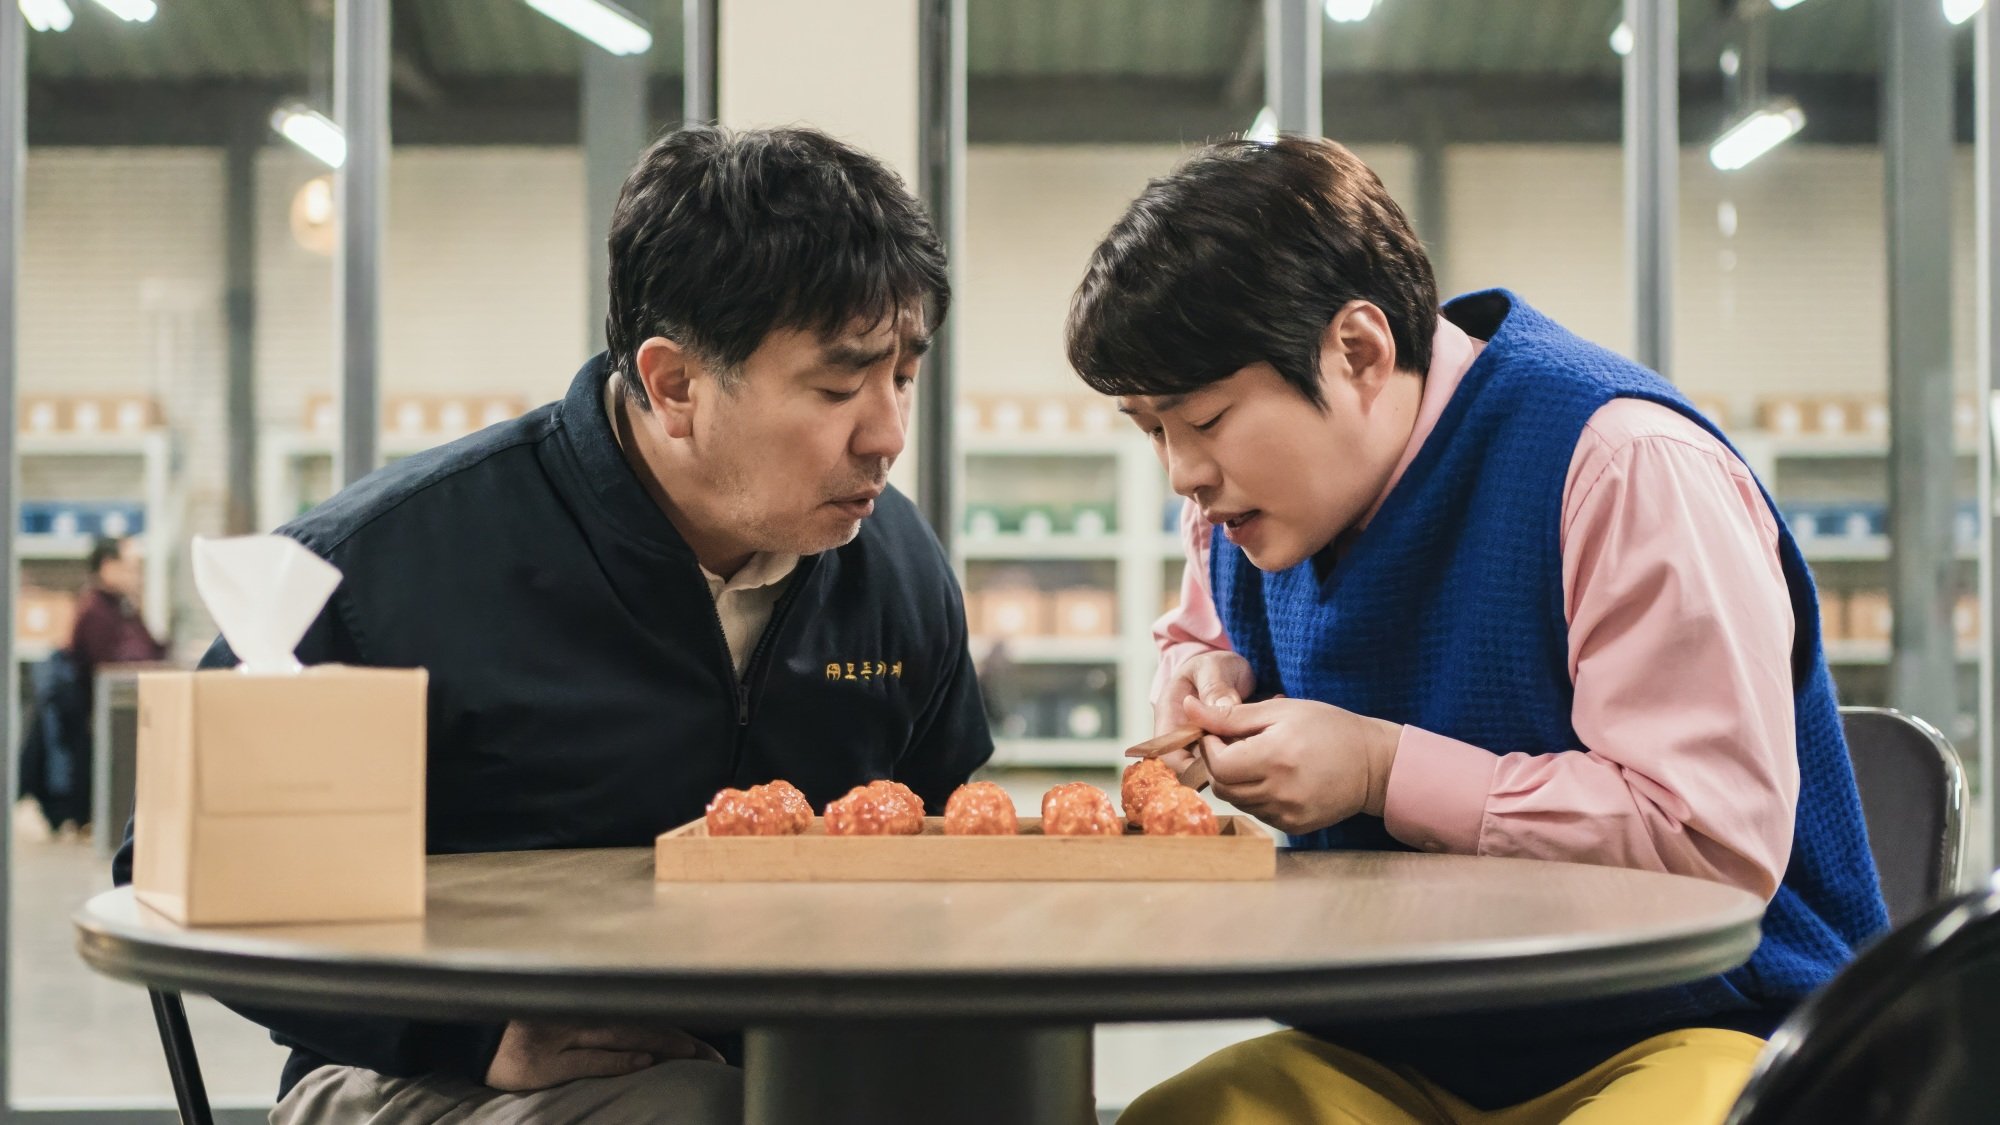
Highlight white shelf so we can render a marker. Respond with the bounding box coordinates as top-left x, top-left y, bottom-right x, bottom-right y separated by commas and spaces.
16, 534, 98, 560
960, 432, 1136, 456
15, 641, 54, 662
988, 737, 1124, 768
1823, 641, 1980, 665
1800, 538, 1978, 563
17, 432, 166, 457
960, 535, 1123, 560
972, 635, 1122, 664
